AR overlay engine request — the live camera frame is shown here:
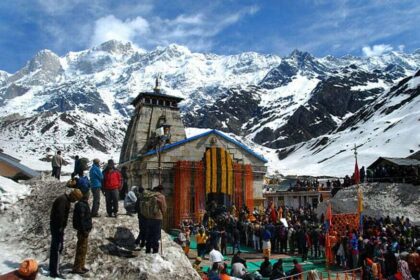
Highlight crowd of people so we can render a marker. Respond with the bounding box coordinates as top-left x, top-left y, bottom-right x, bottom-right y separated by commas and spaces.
175, 198, 419, 280
45, 151, 420, 280
273, 174, 365, 194
47, 153, 167, 279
